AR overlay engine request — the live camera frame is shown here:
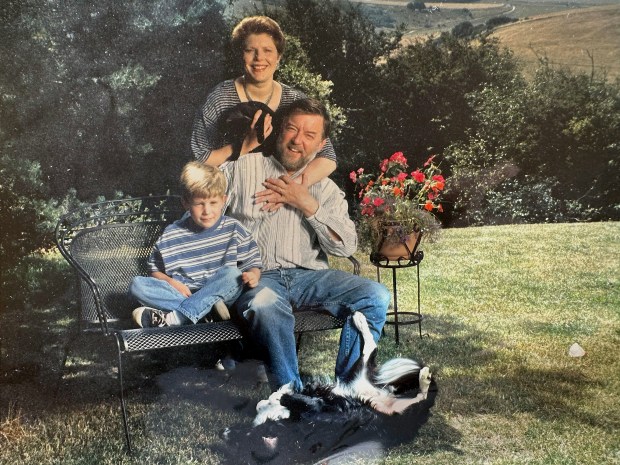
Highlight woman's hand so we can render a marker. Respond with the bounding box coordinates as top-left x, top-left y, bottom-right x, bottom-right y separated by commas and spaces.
240, 110, 273, 155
